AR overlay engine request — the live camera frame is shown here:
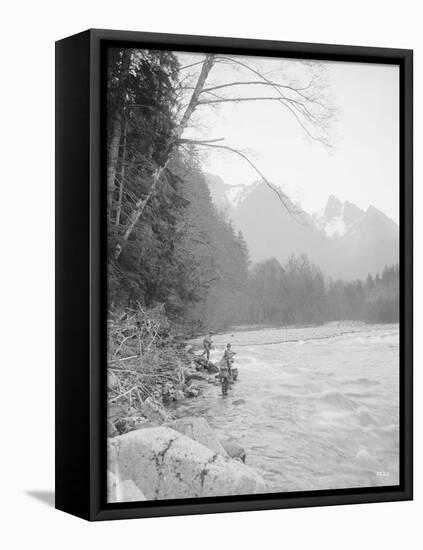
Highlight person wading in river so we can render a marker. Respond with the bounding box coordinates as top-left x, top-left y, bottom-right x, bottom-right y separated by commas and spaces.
202, 332, 213, 362
219, 358, 230, 395
223, 343, 236, 381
